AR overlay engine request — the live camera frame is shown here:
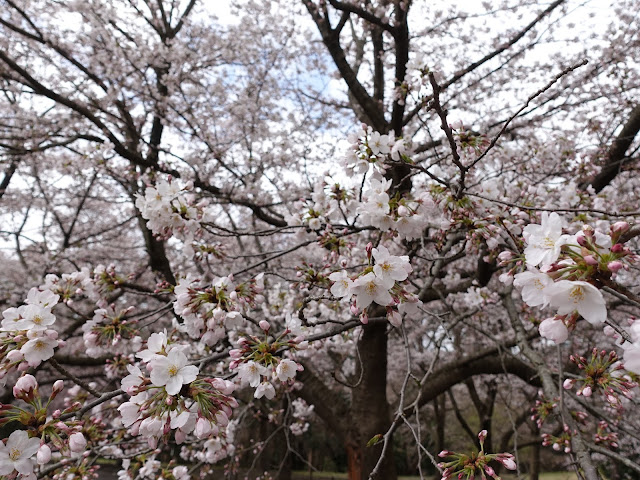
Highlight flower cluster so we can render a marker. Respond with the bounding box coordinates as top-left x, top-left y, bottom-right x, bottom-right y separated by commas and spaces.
82, 304, 139, 357
0, 288, 62, 383
542, 425, 573, 454
594, 421, 619, 449
173, 273, 264, 345
230, 318, 307, 400
512, 213, 635, 348
438, 430, 516, 480
342, 125, 411, 176
42, 269, 96, 304
530, 394, 558, 429
285, 177, 355, 231
135, 178, 203, 240
356, 177, 433, 240
0, 374, 89, 478
289, 398, 314, 436
329, 244, 421, 326
119, 334, 237, 448
563, 349, 636, 409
